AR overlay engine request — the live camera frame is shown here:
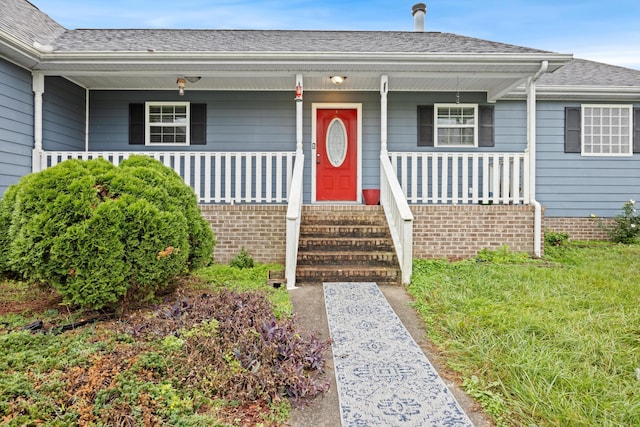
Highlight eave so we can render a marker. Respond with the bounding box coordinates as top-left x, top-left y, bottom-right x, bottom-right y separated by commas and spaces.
503, 85, 640, 101
31, 50, 572, 101
0, 30, 43, 69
